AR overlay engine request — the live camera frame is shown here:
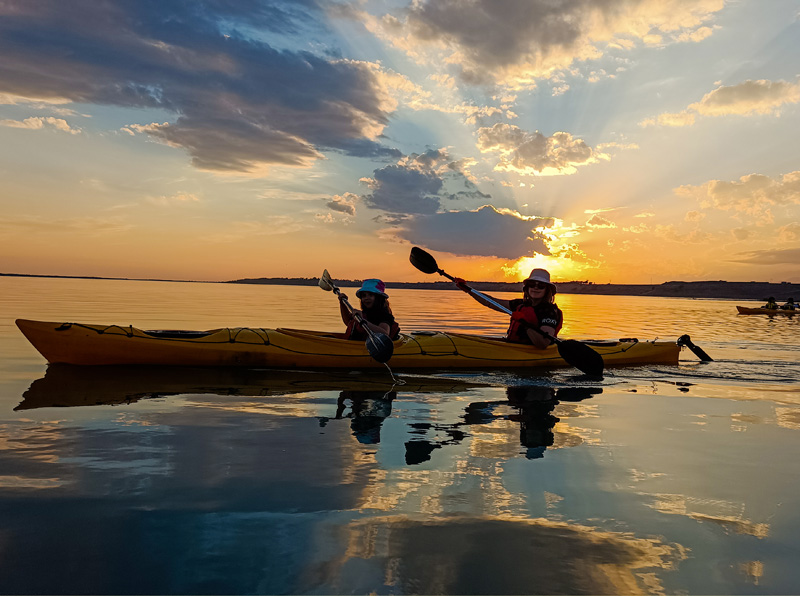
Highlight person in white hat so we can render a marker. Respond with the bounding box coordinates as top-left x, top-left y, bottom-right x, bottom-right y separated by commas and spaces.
338, 278, 401, 340
453, 268, 563, 349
